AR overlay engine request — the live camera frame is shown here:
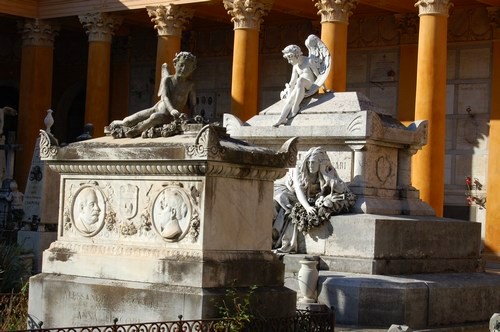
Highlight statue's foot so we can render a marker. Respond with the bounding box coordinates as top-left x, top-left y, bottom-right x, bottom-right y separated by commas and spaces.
108, 120, 123, 129
272, 119, 287, 127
